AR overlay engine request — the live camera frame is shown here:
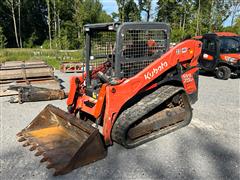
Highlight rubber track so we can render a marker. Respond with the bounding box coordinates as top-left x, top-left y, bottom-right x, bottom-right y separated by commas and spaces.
111, 85, 184, 148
